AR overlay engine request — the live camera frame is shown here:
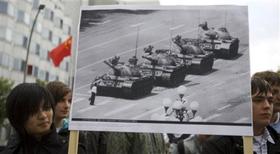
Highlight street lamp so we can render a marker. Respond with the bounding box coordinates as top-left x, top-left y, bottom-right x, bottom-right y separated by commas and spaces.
23, 4, 45, 83
162, 85, 200, 122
